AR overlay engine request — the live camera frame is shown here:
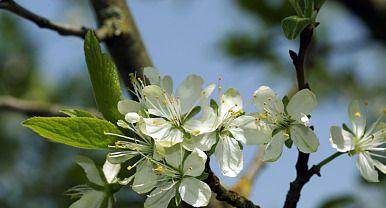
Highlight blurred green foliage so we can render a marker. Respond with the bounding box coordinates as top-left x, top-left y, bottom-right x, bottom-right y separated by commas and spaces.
0, 14, 143, 207
223, 0, 386, 105
223, 1, 386, 207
